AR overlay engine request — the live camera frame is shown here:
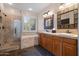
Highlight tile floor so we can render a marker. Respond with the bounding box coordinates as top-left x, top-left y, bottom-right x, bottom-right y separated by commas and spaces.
0, 45, 54, 56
